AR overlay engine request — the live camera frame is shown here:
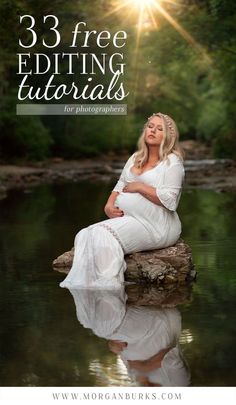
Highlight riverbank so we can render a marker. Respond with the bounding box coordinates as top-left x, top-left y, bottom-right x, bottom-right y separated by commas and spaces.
0, 141, 235, 199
